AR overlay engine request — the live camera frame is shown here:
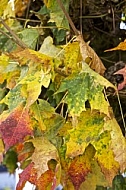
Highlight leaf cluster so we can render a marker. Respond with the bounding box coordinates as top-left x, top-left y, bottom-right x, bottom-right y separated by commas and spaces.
0, 1, 126, 190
